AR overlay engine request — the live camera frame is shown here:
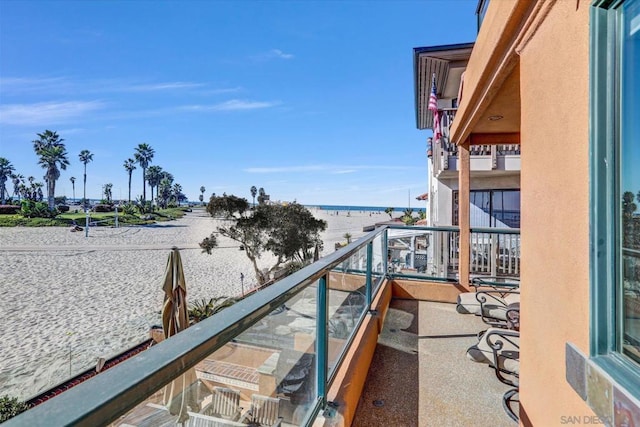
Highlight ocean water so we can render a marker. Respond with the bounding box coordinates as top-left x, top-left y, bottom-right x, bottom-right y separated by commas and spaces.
308, 204, 426, 213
